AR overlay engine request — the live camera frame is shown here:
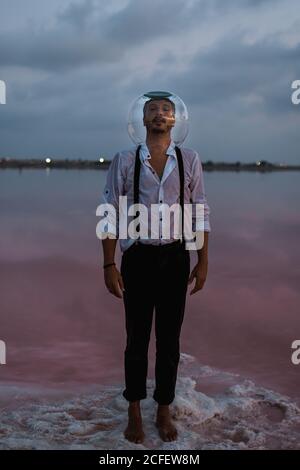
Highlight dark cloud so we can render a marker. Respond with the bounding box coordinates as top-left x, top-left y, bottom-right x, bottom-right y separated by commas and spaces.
0, 0, 299, 162
105, 0, 201, 45
0, 30, 123, 72
57, 0, 96, 30
0, 0, 282, 72
168, 32, 300, 113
